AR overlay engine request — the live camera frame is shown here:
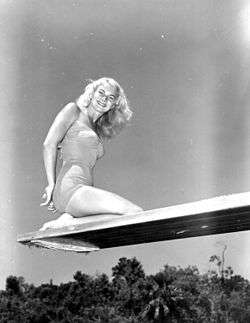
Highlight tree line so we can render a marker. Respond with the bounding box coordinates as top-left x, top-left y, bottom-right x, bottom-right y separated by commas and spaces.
0, 254, 250, 322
